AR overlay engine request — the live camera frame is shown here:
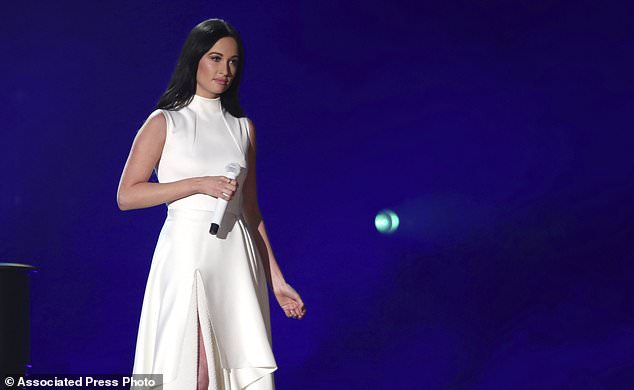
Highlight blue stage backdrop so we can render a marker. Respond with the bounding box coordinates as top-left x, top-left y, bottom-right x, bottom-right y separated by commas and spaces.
1, 1, 633, 388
